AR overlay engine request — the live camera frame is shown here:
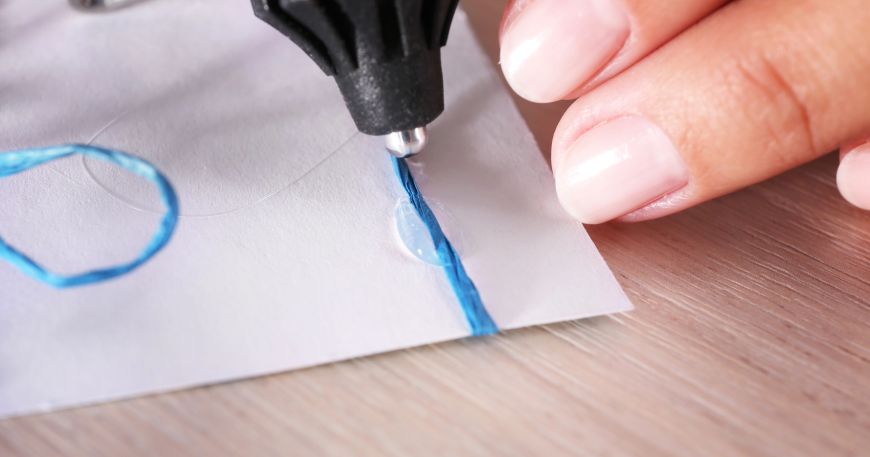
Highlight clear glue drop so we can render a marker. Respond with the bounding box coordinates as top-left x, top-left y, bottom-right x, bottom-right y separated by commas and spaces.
394, 199, 462, 266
